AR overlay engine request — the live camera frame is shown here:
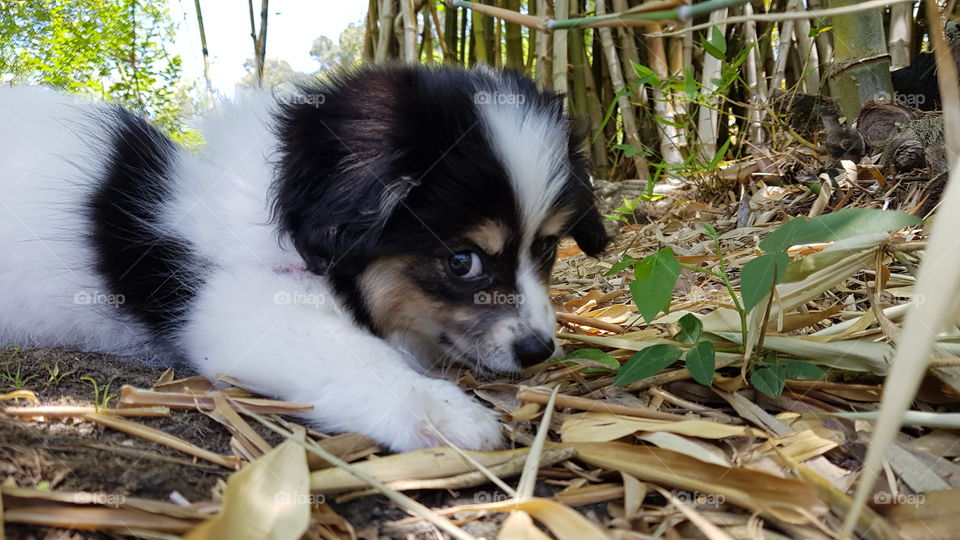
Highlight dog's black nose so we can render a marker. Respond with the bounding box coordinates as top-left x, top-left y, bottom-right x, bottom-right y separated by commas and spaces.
513, 334, 555, 367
